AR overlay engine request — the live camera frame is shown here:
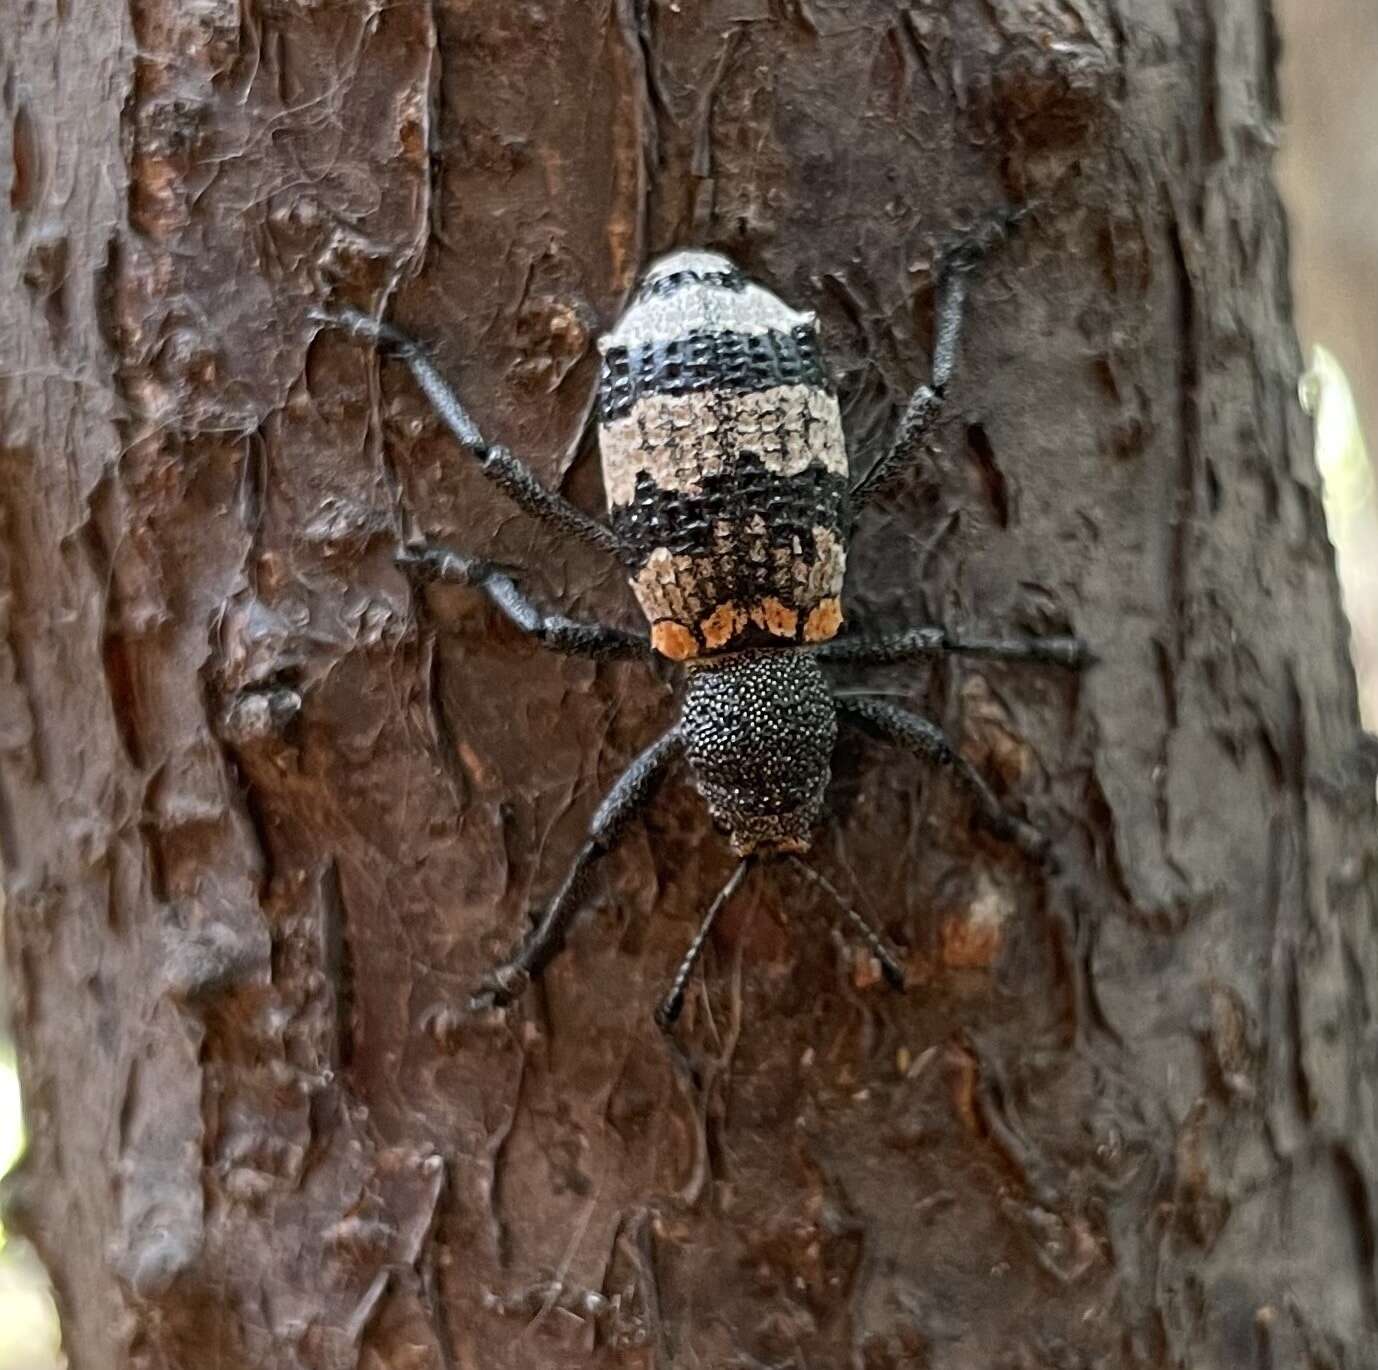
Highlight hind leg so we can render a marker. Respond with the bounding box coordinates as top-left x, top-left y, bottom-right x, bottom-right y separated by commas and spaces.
835, 696, 1049, 863
470, 727, 685, 1011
